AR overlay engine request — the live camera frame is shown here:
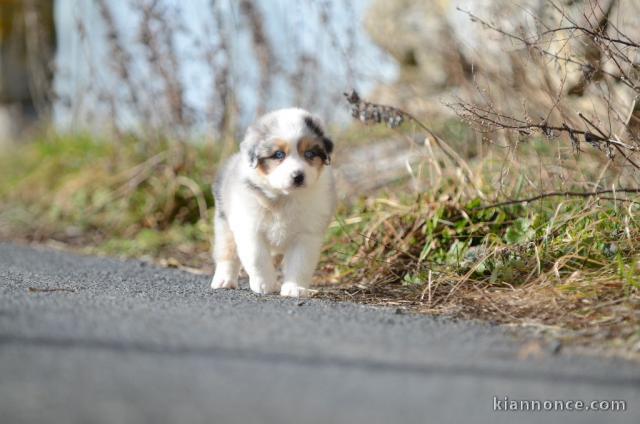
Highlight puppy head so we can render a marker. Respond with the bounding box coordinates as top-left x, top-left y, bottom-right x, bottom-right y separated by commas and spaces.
241, 108, 333, 193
